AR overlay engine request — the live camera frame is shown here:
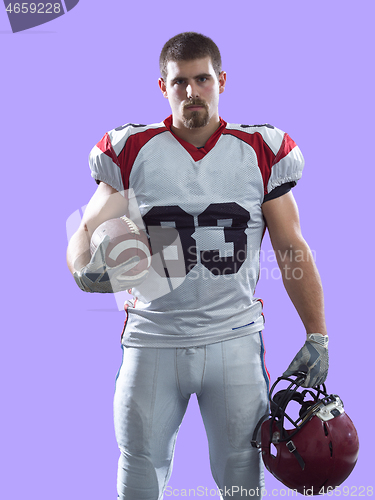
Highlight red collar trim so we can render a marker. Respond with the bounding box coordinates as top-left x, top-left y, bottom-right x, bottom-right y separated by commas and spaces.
163, 115, 227, 162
